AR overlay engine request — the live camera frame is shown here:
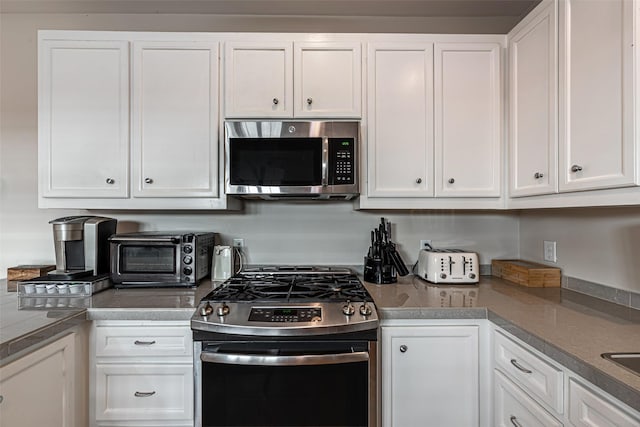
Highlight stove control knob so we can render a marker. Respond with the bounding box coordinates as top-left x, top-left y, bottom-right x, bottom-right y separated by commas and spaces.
200, 302, 213, 317
359, 303, 372, 316
342, 300, 355, 316
217, 303, 230, 317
